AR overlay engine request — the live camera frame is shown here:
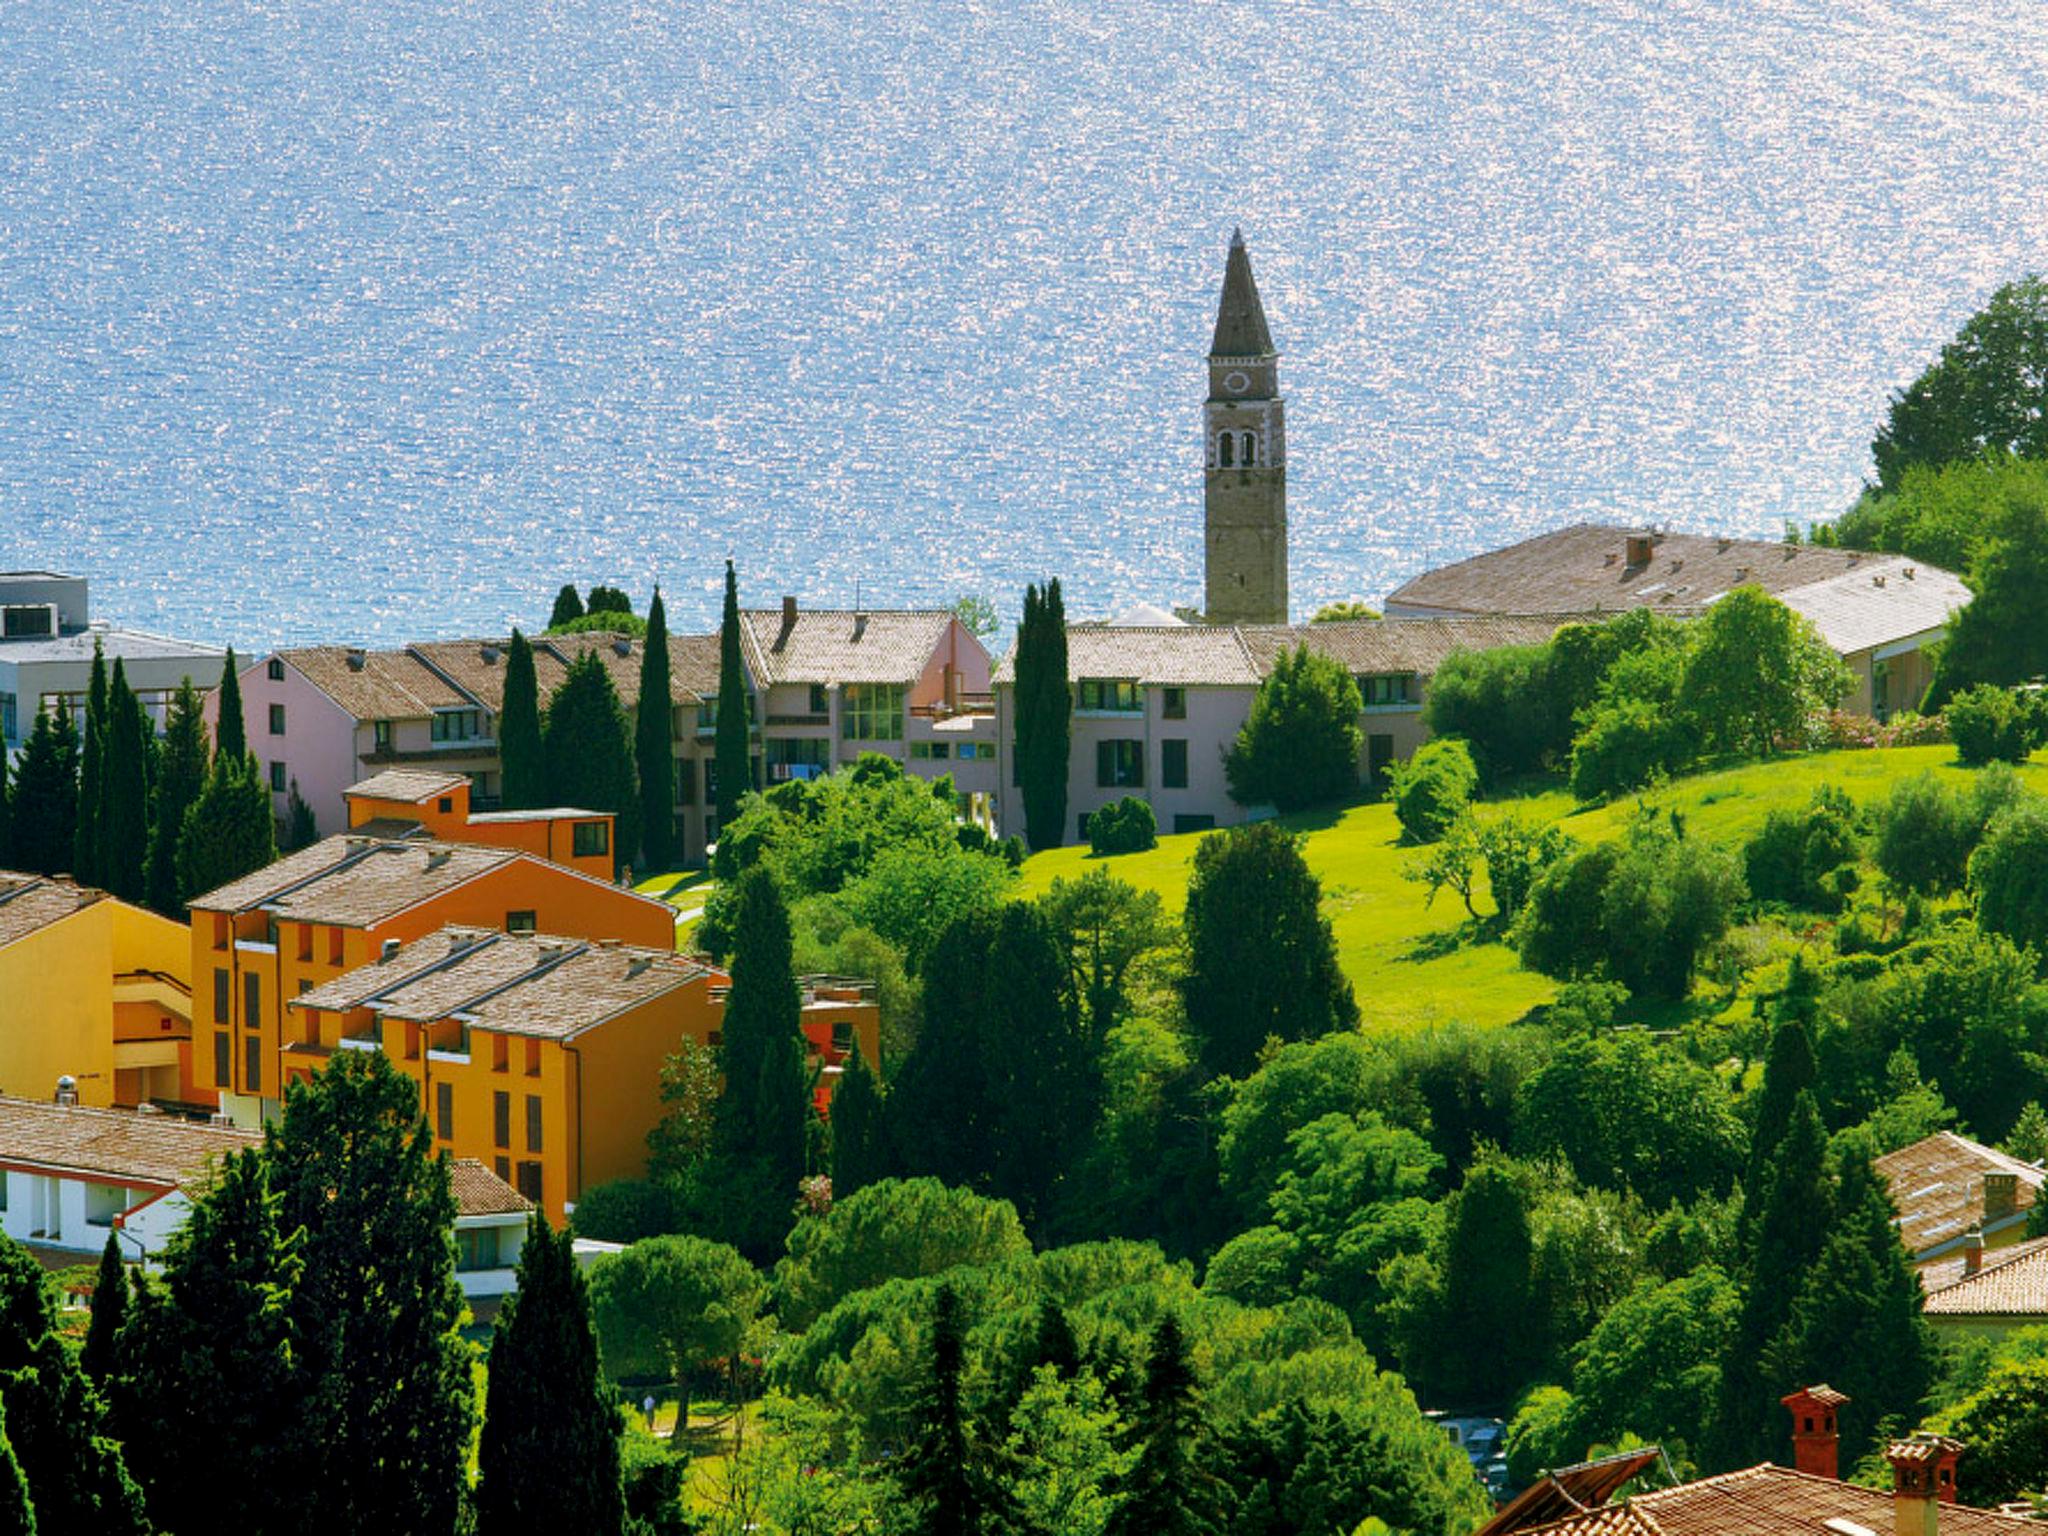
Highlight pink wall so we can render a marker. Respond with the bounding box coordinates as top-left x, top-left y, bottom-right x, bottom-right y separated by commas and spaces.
202, 657, 363, 837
